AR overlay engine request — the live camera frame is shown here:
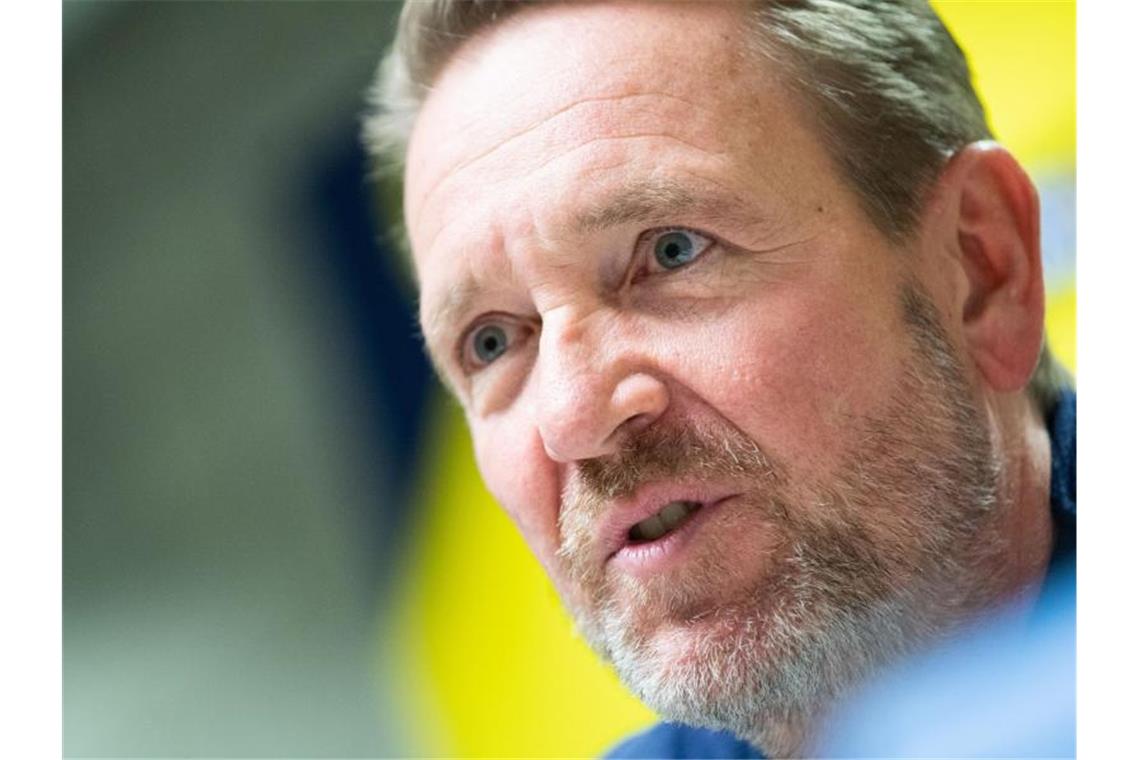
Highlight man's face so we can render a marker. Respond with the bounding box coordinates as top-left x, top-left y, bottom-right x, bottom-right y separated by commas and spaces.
405, 1, 999, 746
